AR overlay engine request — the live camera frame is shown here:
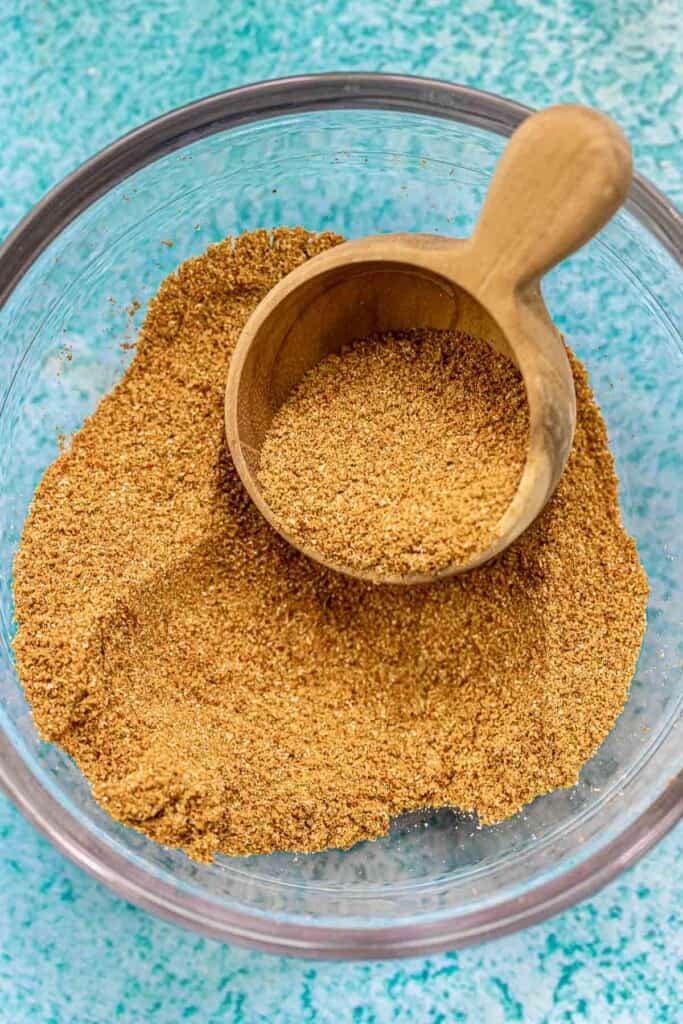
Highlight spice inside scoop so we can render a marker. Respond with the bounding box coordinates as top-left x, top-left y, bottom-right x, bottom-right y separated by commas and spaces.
258, 327, 530, 577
